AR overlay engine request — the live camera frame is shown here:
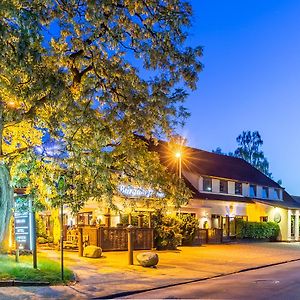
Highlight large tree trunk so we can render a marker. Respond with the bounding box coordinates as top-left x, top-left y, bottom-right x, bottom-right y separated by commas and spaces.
0, 164, 13, 248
